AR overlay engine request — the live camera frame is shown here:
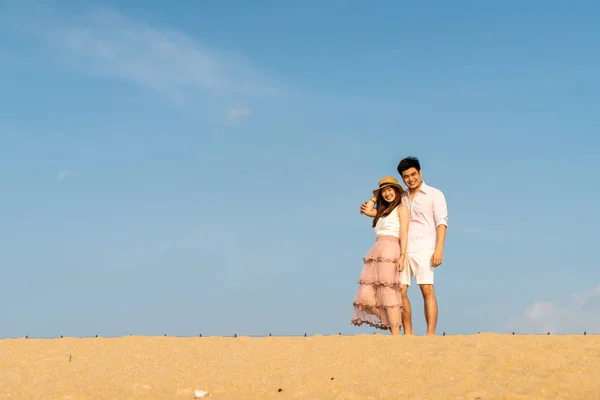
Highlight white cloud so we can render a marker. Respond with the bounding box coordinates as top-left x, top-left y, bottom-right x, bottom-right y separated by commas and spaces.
226, 106, 252, 122
3, 2, 278, 110
505, 284, 600, 334
57, 169, 80, 181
